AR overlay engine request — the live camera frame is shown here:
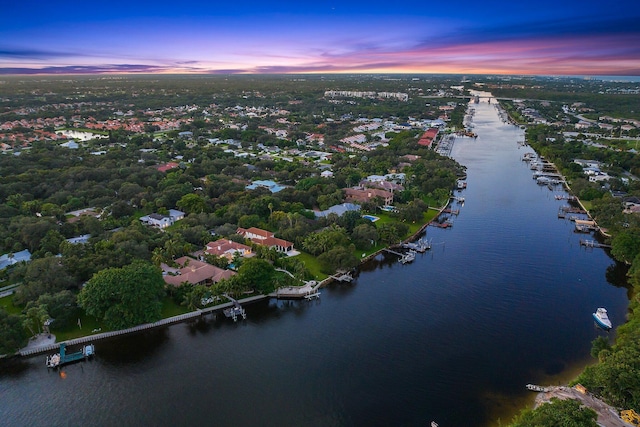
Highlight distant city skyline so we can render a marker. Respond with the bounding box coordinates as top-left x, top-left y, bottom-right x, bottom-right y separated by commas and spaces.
2, 0, 639, 75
